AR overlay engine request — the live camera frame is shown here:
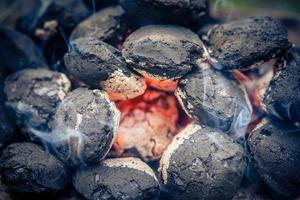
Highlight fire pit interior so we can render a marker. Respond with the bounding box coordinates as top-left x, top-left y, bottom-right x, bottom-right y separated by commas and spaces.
0, 0, 300, 200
